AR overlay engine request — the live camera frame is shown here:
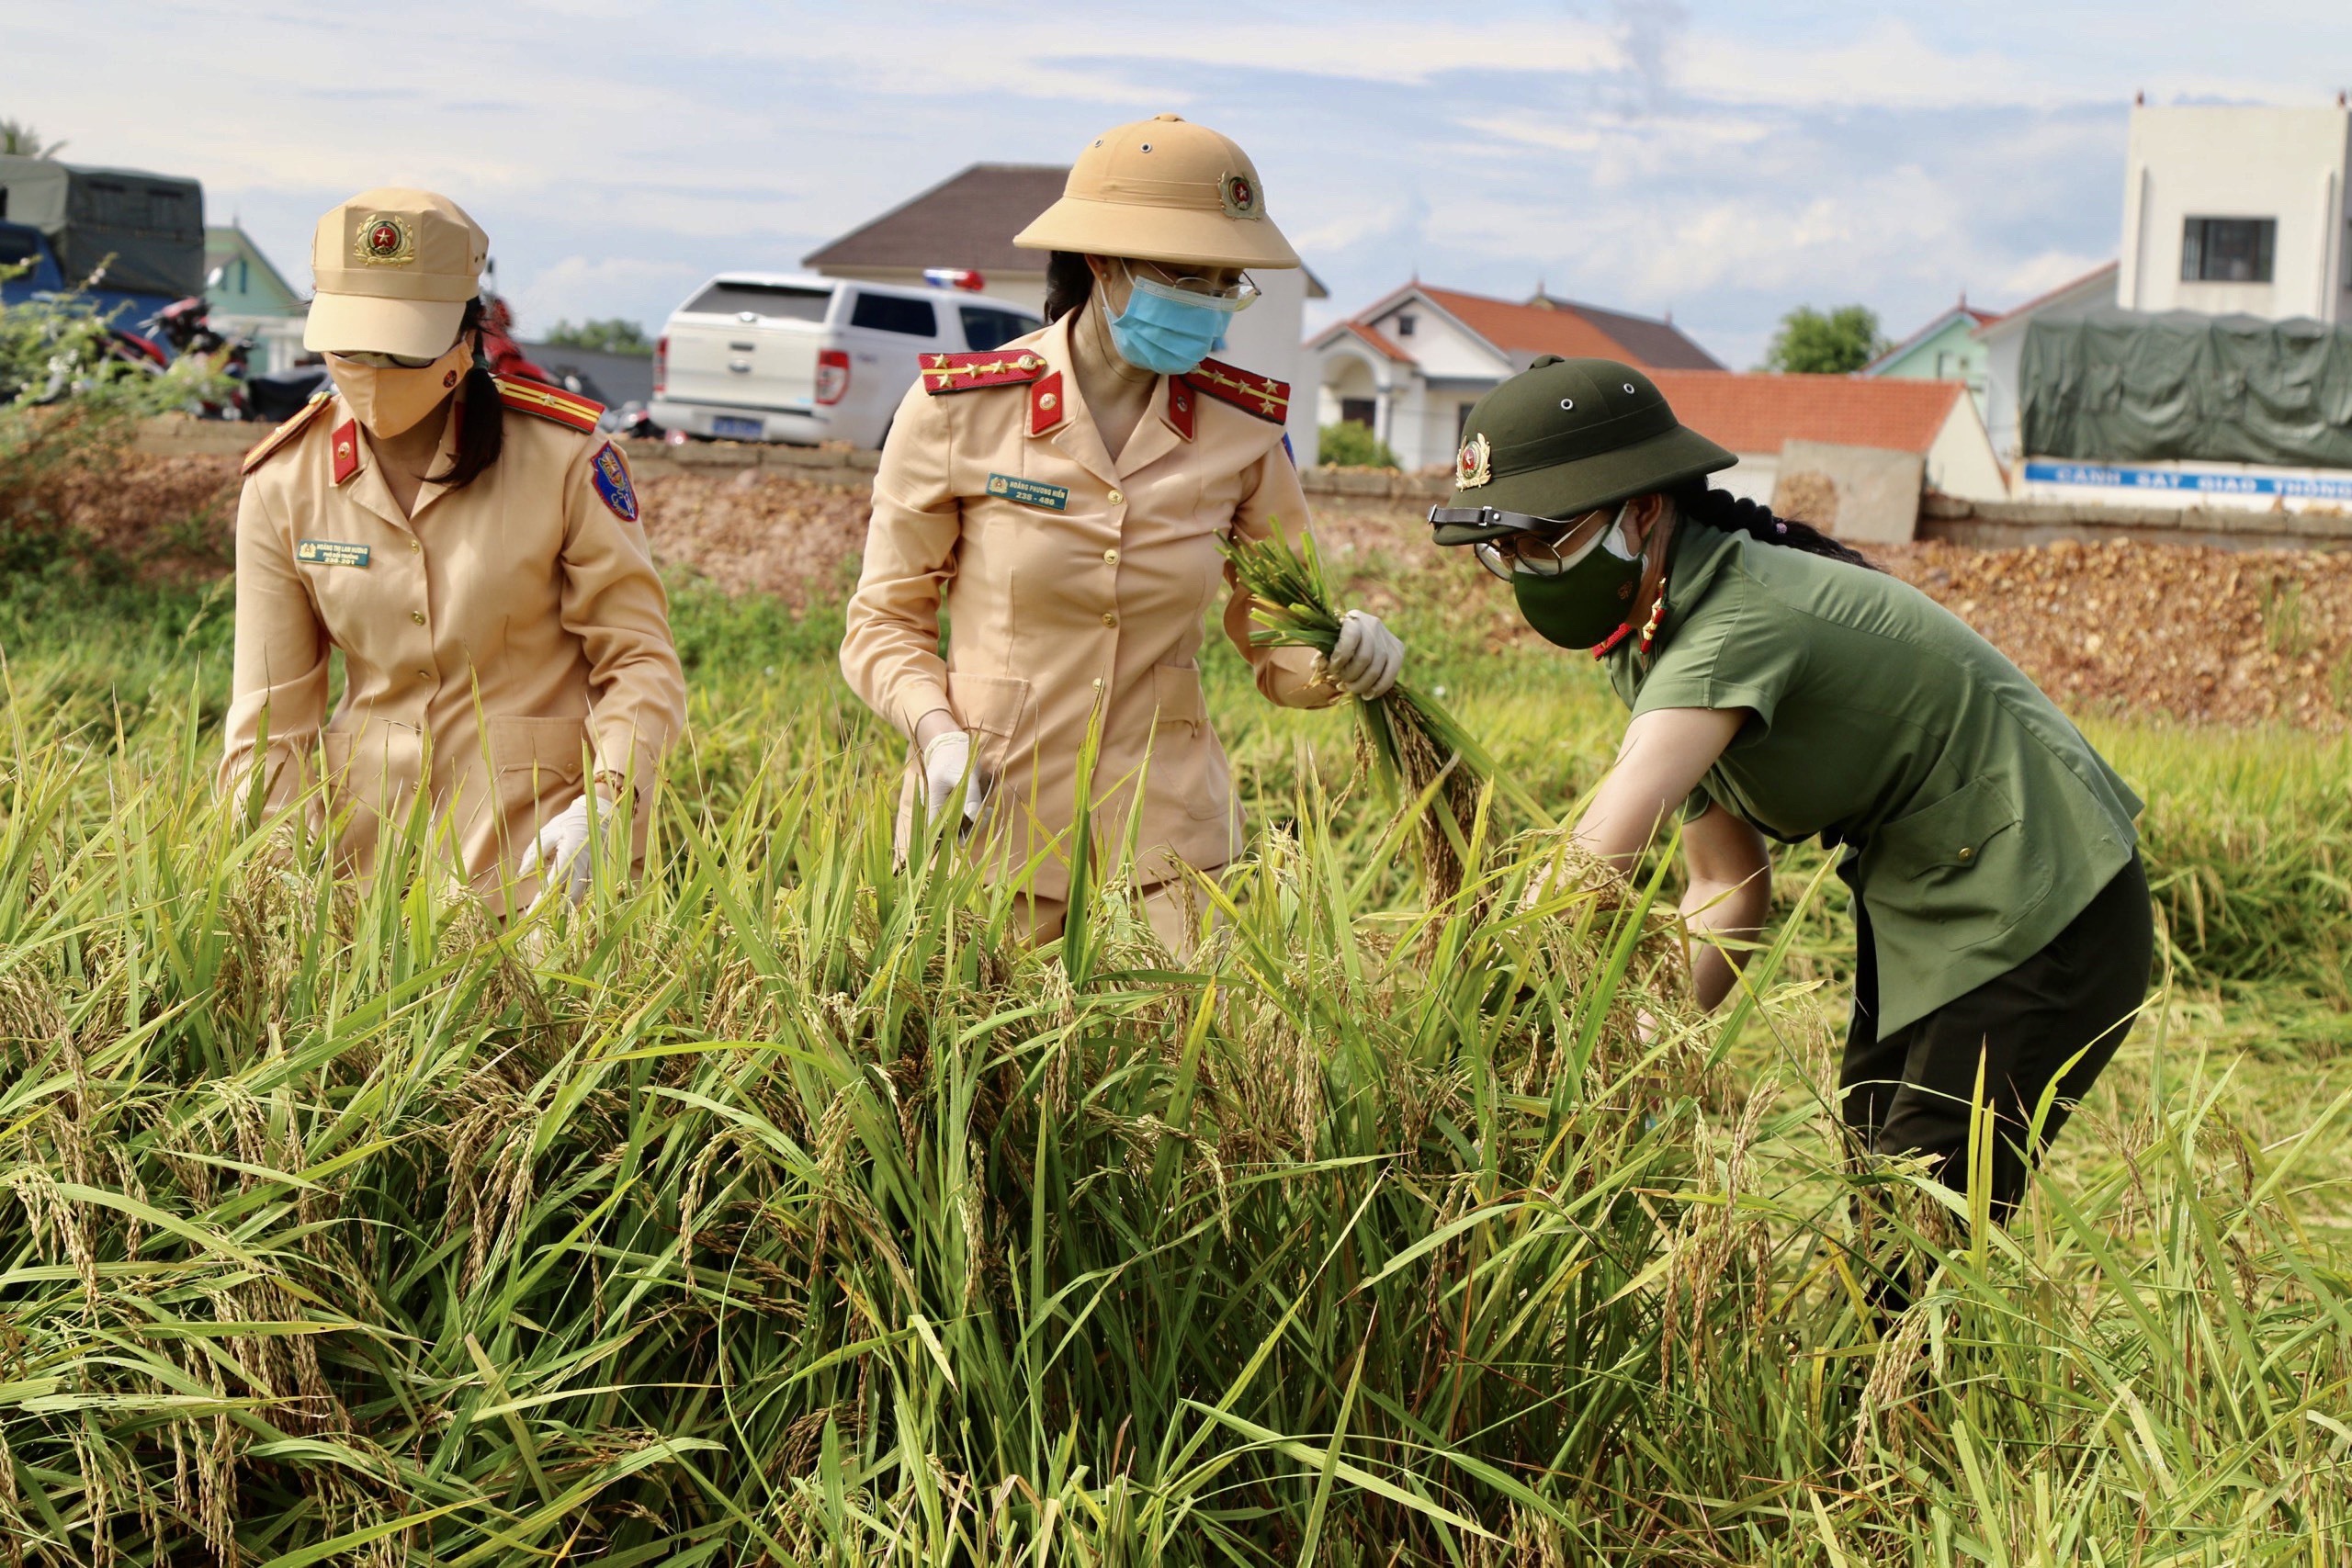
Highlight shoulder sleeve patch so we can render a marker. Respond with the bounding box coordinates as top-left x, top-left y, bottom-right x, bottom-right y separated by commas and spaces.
589, 441, 639, 522
496, 375, 605, 433
920, 350, 1050, 396
240, 391, 334, 475
1182, 357, 1291, 424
